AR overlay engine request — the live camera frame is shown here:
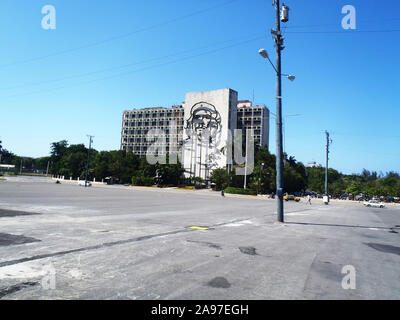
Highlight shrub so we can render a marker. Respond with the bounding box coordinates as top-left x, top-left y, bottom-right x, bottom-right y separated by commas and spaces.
132, 175, 154, 186
210, 168, 229, 191
224, 187, 257, 195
